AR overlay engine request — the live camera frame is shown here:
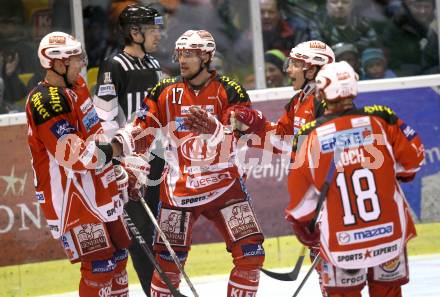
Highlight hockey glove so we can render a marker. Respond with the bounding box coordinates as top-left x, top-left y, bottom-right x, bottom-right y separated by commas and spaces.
114, 165, 129, 204
113, 124, 149, 156
121, 155, 151, 202
226, 105, 266, 134
184, 106, 224, 146
287, 216, 320, 248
